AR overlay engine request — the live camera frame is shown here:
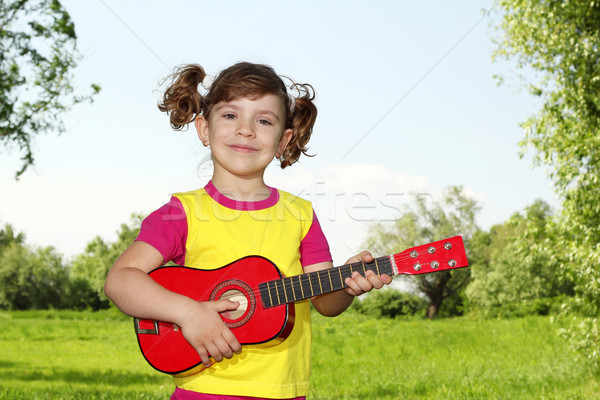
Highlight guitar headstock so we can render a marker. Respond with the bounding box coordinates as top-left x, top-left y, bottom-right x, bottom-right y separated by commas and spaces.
392, 236, 468, 275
